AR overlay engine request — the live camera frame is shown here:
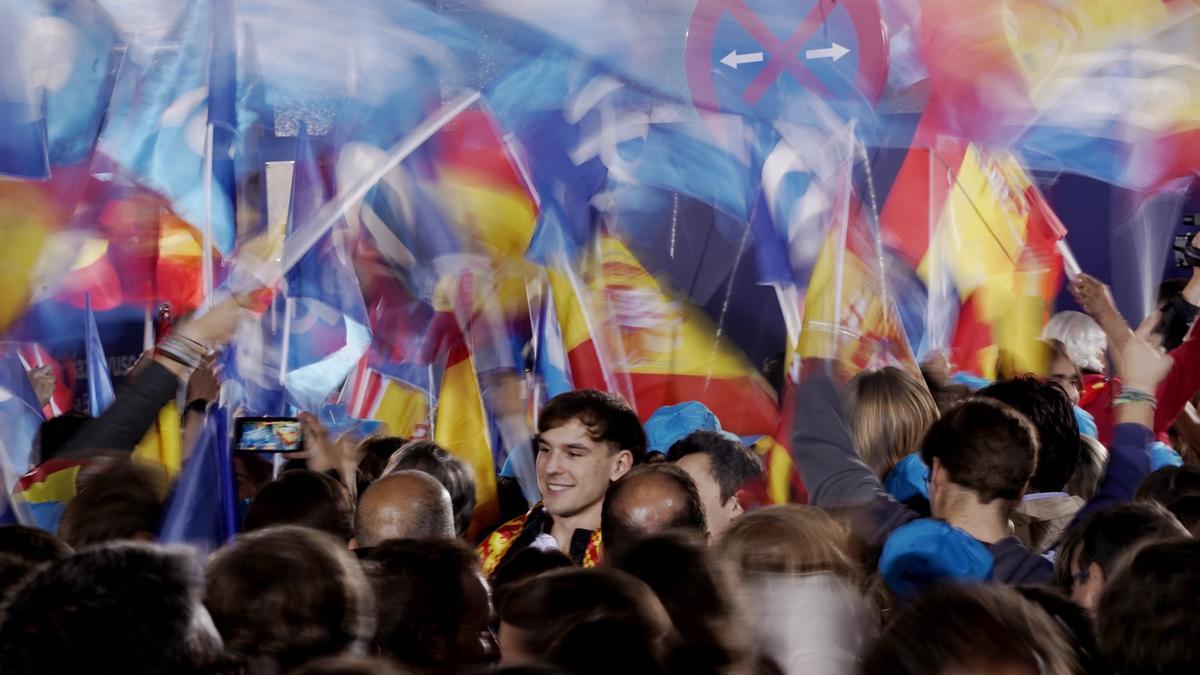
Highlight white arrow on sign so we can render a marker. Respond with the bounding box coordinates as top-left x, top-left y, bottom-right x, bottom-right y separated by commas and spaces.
805, 42, 850, 62
720, 49, 764, 69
